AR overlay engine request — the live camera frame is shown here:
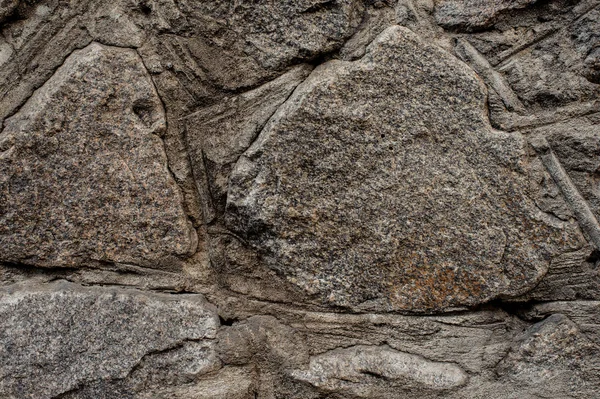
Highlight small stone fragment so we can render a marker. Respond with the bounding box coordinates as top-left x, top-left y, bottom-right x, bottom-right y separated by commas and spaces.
292, 345, 468, 393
